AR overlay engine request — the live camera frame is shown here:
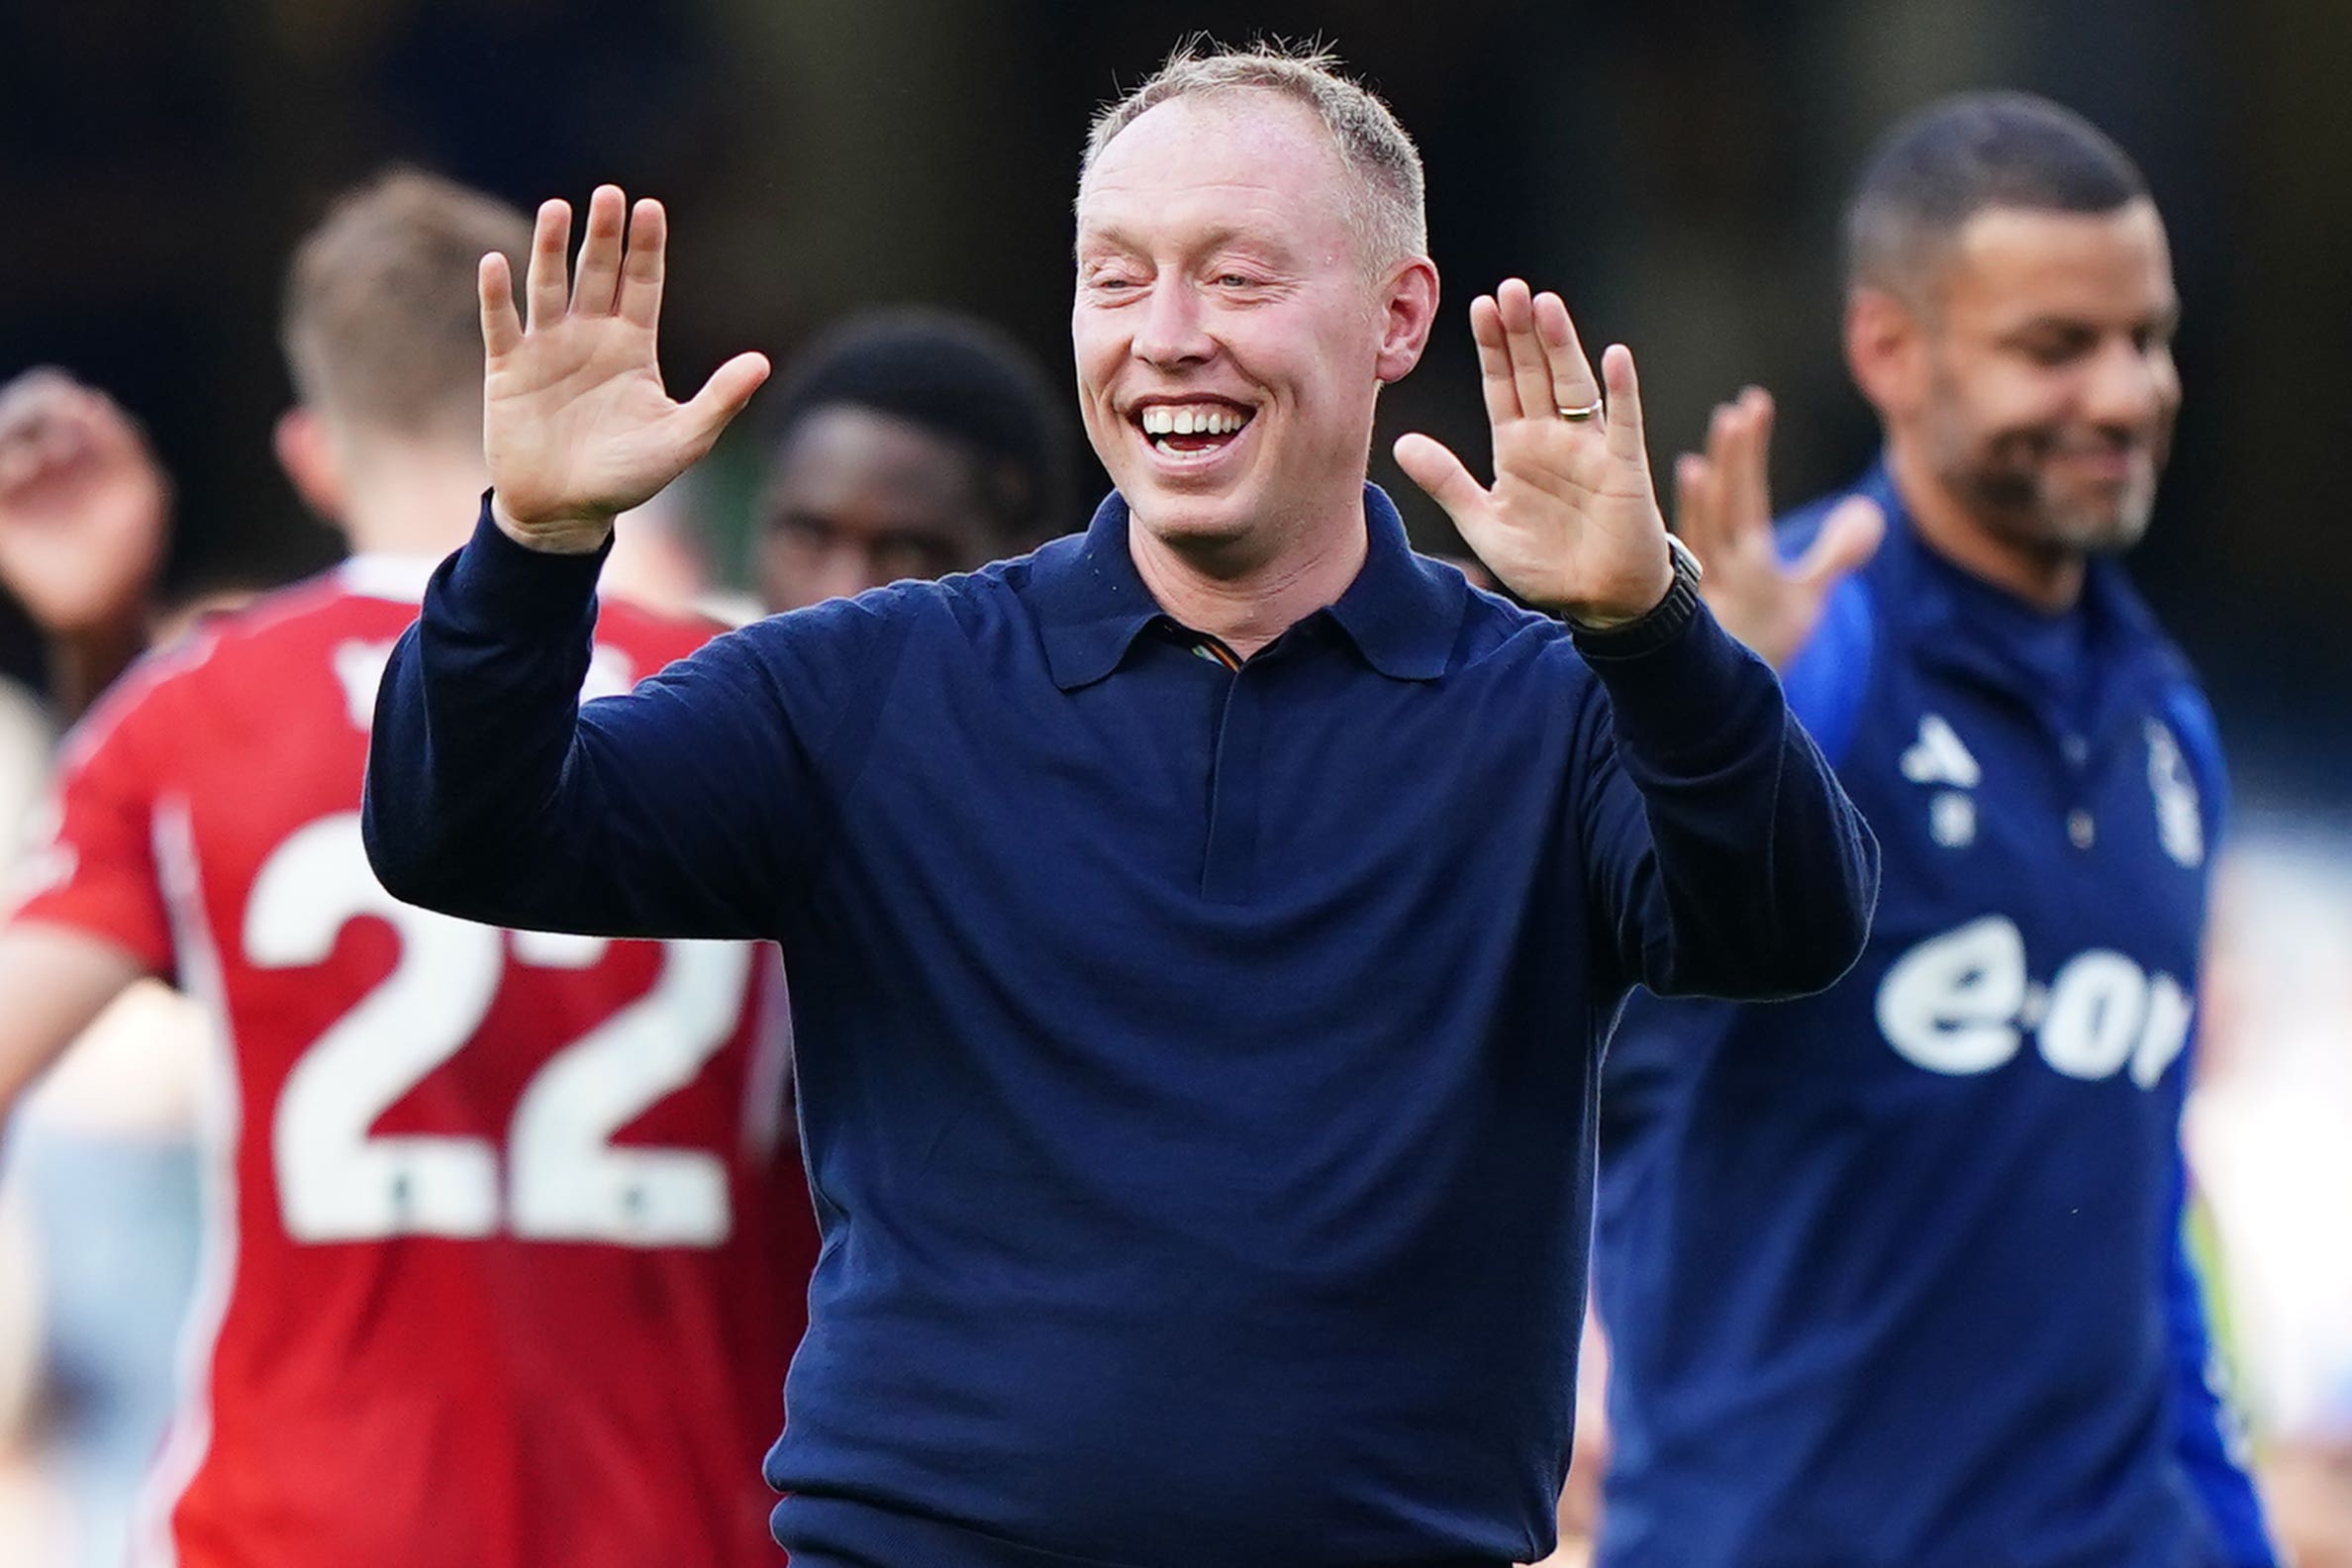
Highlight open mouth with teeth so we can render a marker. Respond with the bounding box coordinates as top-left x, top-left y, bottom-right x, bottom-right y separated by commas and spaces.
1135, 401, 1255, 456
